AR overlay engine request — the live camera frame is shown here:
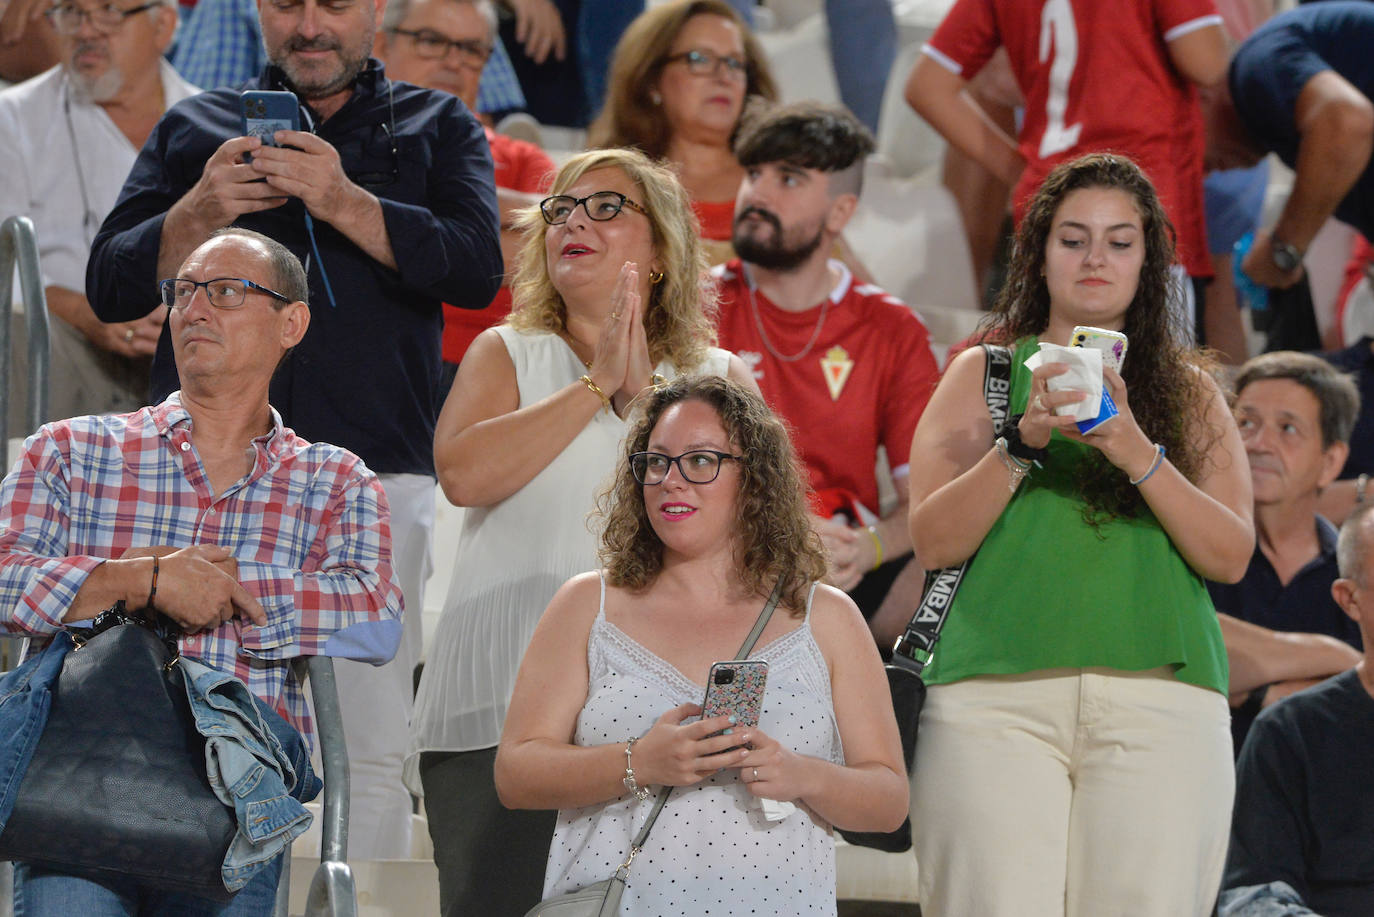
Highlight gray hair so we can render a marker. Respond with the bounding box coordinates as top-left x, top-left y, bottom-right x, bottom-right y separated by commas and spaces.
382, 0, 497, 39
1234, 351, 1362, 449
1337, 503, 1374, 586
